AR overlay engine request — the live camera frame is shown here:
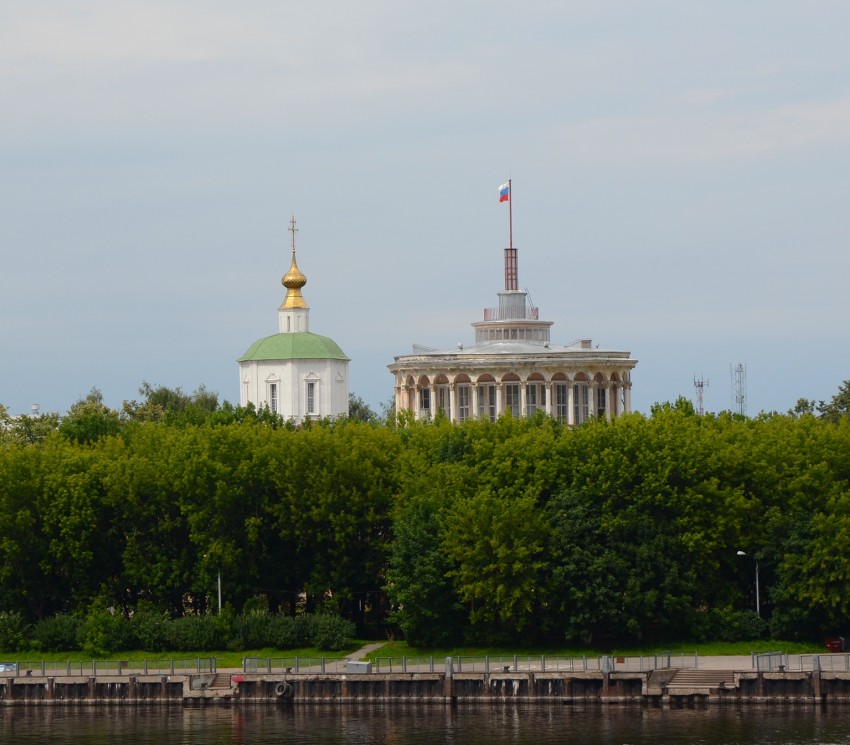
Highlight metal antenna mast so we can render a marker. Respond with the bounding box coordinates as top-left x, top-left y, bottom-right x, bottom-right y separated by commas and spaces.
693, 375, 709, 416
731, 363, 747, 416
